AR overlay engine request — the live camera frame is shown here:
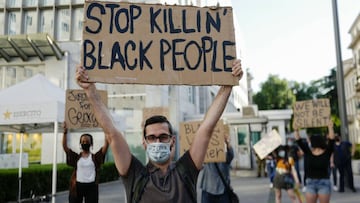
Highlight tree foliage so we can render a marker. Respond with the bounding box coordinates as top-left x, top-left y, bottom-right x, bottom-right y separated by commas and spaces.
253, 75, 295, 110
252, 68, 340, 133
